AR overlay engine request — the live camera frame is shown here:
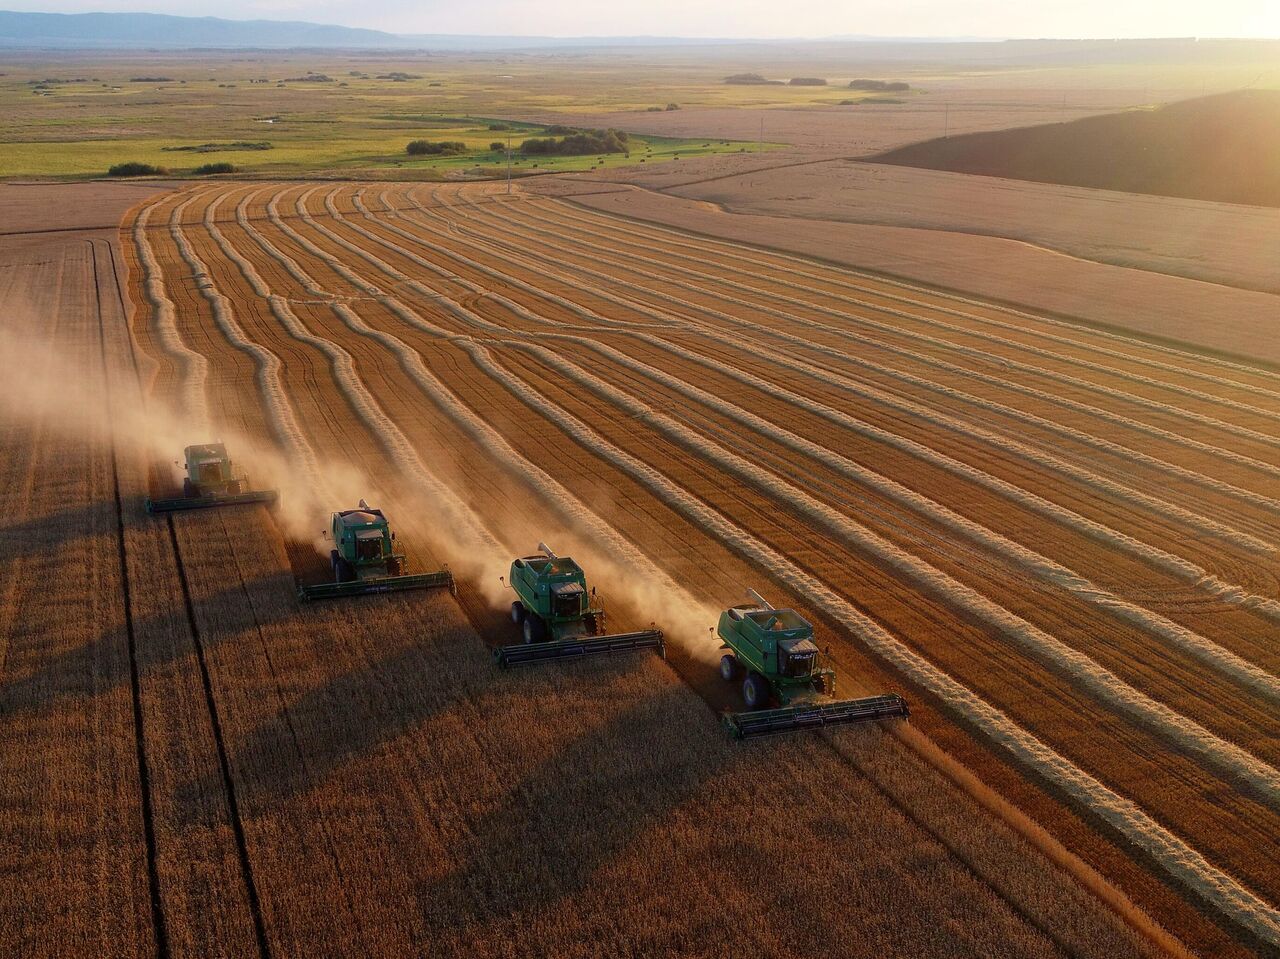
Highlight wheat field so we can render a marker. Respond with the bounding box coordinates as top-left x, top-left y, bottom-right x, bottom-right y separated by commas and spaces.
4, 173, 1278, 956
